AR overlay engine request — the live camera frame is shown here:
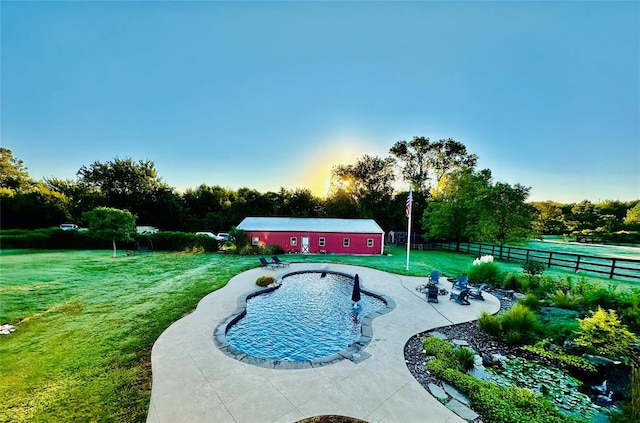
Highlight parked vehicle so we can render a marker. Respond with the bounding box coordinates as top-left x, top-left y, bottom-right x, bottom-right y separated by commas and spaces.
60, 223, 79, 231
216, 233, 229, 242
136, 226, 159, 235
195, 232, 216, 238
